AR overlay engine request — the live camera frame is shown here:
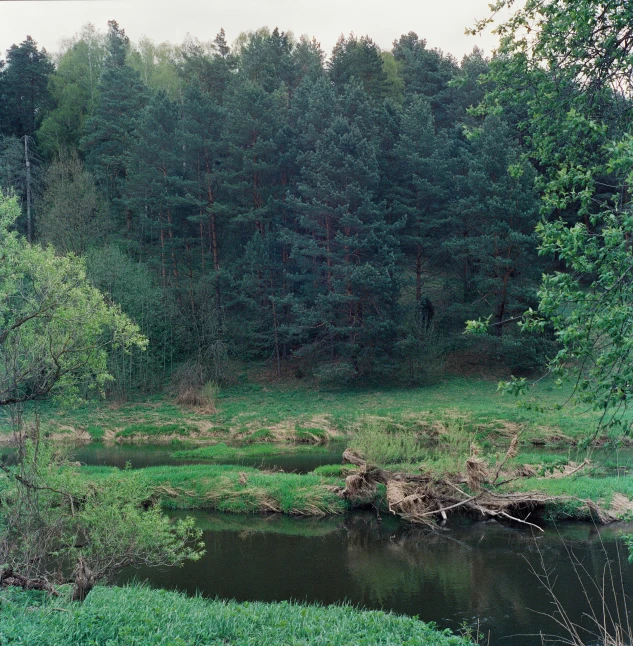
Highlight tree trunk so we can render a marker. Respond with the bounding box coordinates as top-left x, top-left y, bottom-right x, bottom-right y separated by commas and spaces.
71, 558, 96, 602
